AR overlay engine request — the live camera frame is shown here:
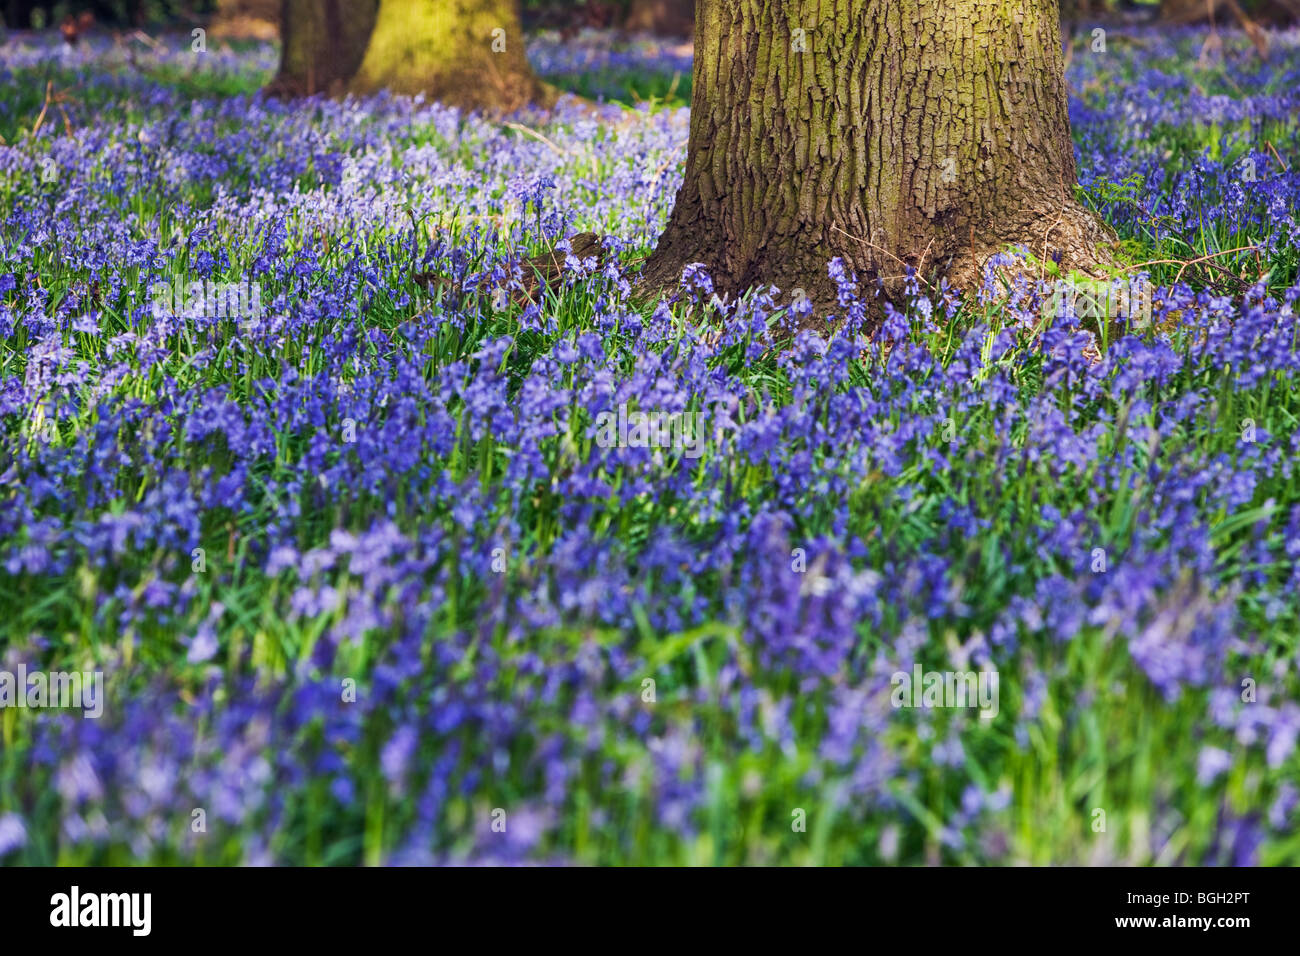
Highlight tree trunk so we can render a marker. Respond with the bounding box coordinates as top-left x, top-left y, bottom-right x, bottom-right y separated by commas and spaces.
1161, 0, 1226, 20
1161, 0, 1299, 23
266, 0, 378, 98
349, 0, 552, 113
624, 0, 694, 37
643, 0, 1110, 314
1162, 0, 1274, 55
1058, 0, 1098, 18
1059, 0, 1099, 37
